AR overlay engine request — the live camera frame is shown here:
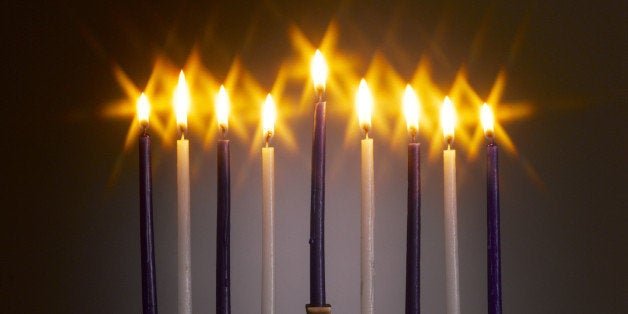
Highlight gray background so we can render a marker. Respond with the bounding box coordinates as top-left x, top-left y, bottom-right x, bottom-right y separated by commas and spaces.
3, 0, 626, 313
